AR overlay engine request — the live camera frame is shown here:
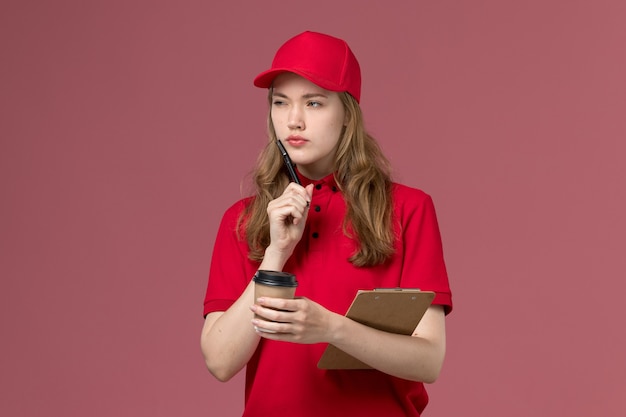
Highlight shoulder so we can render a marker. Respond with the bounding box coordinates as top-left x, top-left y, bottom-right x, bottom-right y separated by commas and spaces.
390, 183, 440, 225
218, 196, 255, 226
391, 183, 433, 208
223, 196, 254, 214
